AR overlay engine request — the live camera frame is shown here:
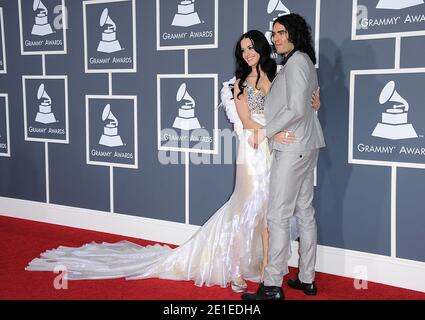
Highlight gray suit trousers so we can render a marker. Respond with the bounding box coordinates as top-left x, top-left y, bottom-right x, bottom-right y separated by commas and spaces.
264, 148, 319, 287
